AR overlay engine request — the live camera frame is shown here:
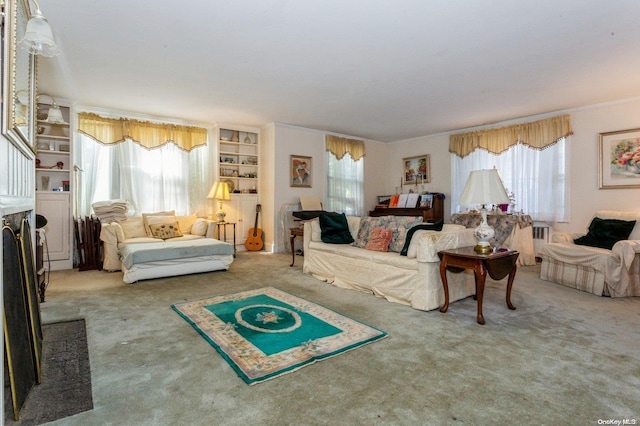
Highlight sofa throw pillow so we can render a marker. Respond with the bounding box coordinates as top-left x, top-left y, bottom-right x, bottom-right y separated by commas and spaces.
319, 213, 354, 244
142, 210, 175, 237
149, 222, 183, 239
118, 216, 148, 239
365, 227, 393, 252
387, 216, 424, 253
145, 215, 177, 228
176, 214, 198, 234
191, 218, 208, 236
354, 216, 385, 248
400, 220, 444, 256
574, 217, 637, 250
